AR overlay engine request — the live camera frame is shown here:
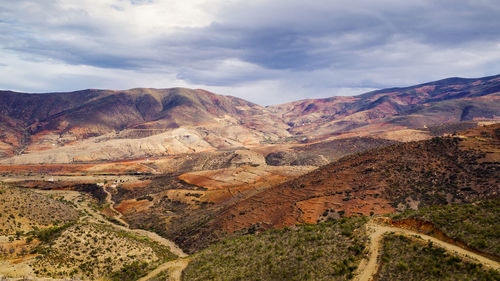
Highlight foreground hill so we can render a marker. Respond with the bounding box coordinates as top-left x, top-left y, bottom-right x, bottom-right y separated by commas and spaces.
183, 201, 500, 281
0, 185, 79, 235
2, 180, 499, 280
393, 198, 500, 258
0, 183, 178, 279
184, 217, 369, 281
1, 74, 499, 163
376, 233, 499, 281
